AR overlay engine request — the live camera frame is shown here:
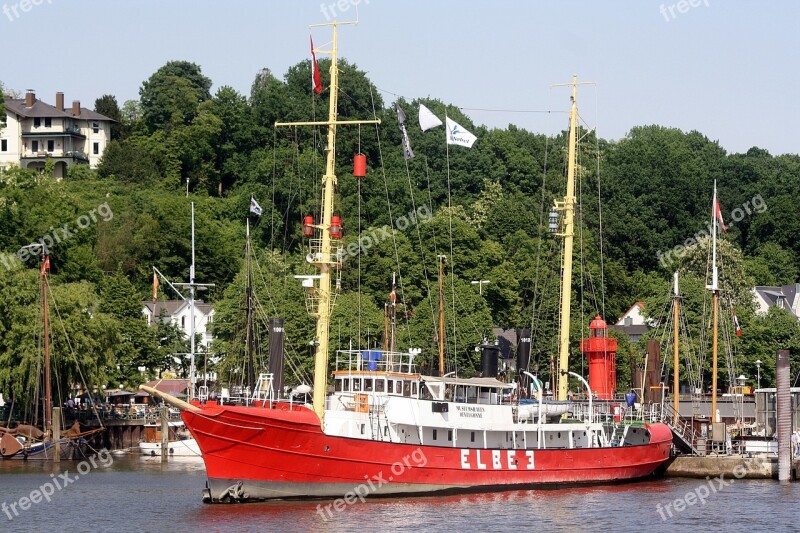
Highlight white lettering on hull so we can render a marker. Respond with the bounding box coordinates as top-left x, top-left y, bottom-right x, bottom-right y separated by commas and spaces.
459, 449, 534, 470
